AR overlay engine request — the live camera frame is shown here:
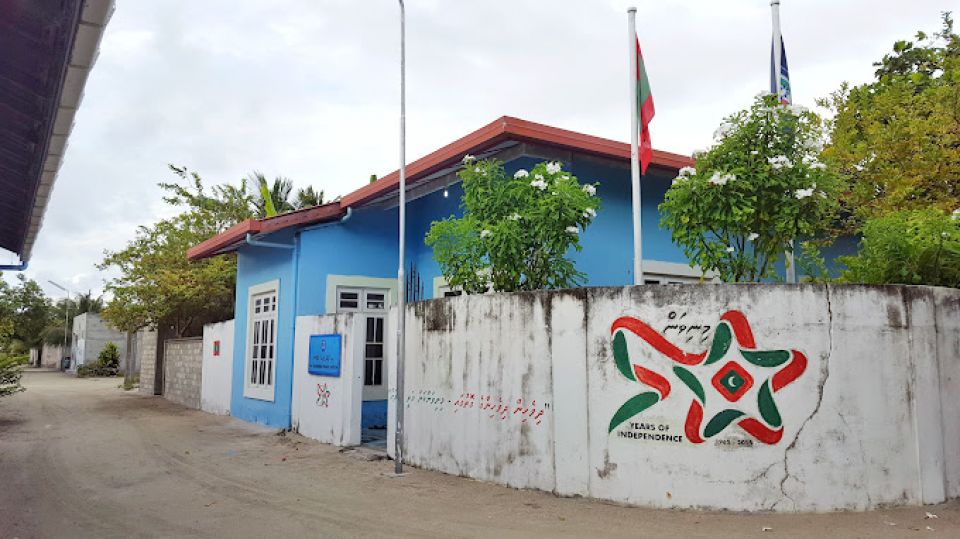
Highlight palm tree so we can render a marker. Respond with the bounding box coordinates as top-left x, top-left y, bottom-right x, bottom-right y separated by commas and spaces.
293, 186, 325, 210
247, 171, 295, 218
